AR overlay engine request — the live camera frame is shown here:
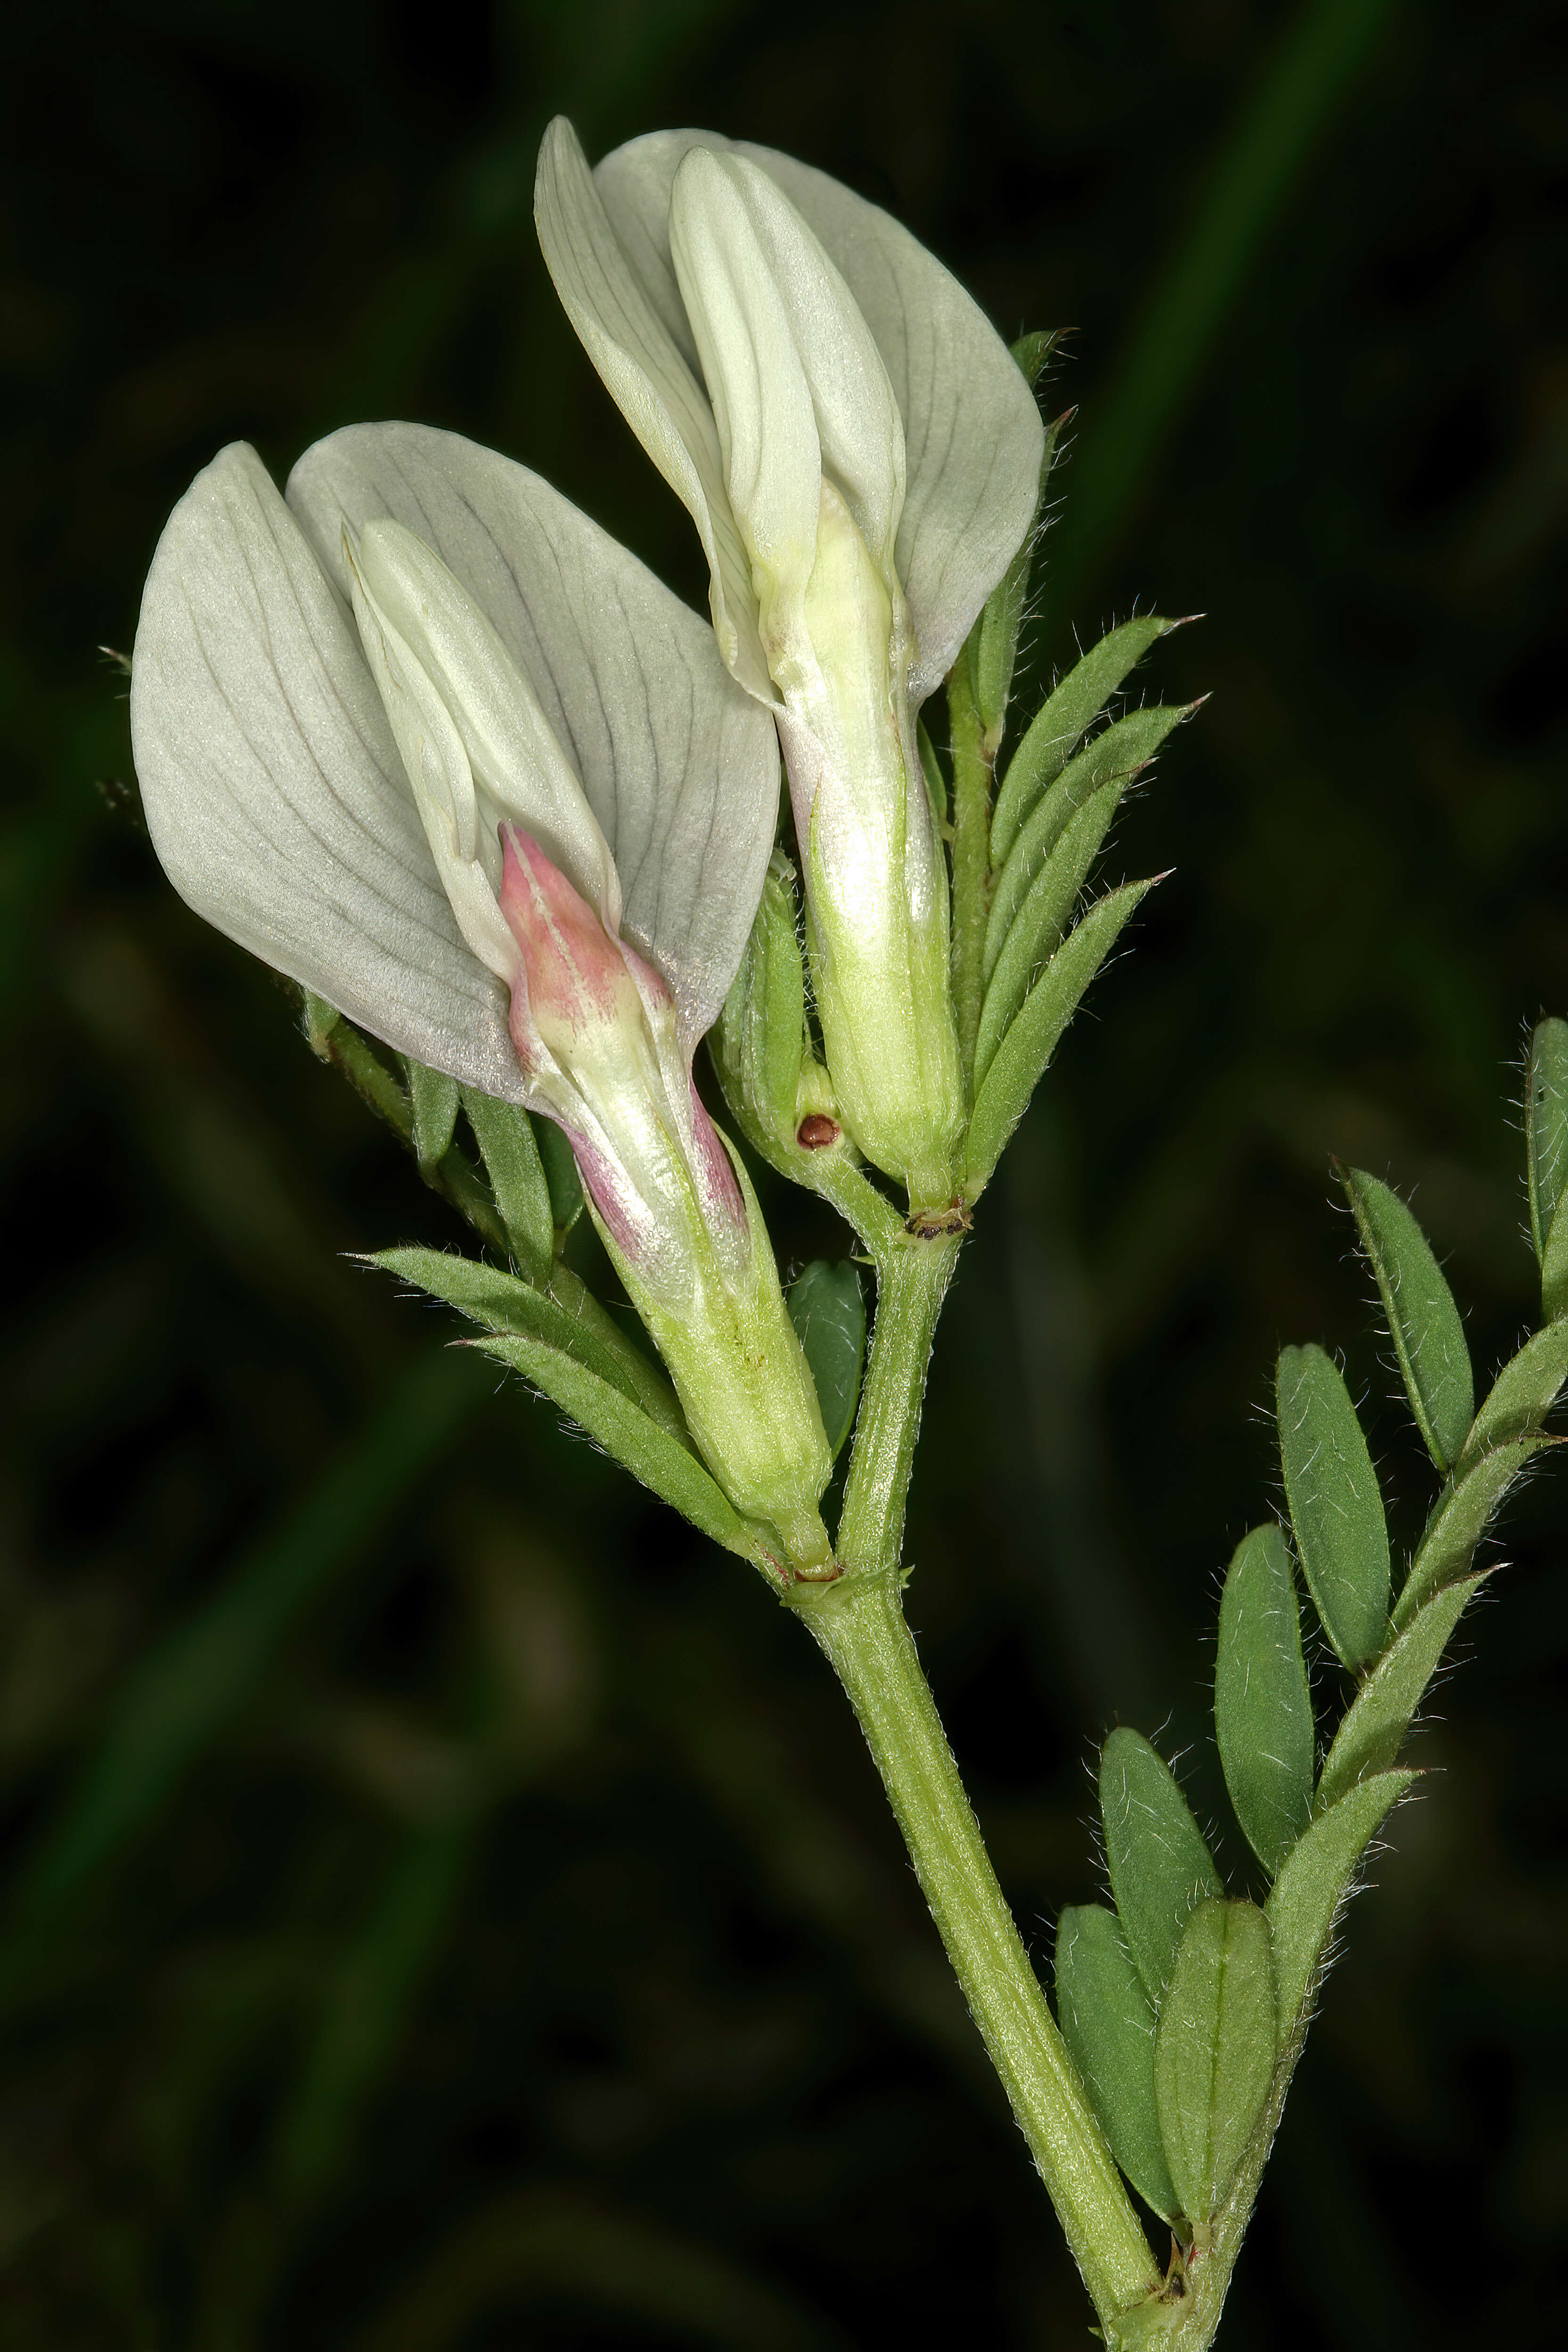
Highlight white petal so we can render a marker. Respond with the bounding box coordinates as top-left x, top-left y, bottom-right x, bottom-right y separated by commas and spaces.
355, 517, 621, 930
676, 149, 907, 586
286, 421, 782, 1050
129, 443, 529, 1103
532, 116, 771, 702
595, 130, 1045, 698
667, 152, 823, 656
